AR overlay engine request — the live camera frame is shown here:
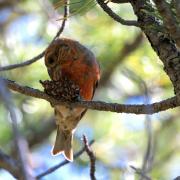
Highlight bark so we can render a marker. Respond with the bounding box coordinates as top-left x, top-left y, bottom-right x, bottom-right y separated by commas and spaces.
130, 0, 180, 96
